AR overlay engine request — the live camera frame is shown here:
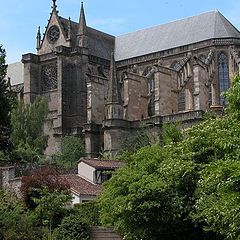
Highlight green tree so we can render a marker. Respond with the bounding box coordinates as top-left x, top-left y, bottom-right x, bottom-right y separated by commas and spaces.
0, 190, 42, 240
0, 45, 15, 155
11, 96, 48, 168
98, 145, 217, 240
53, 213, 90, 240
53, 136, 85, 168
98, 76, 240, 240
33, 187, 72, 240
